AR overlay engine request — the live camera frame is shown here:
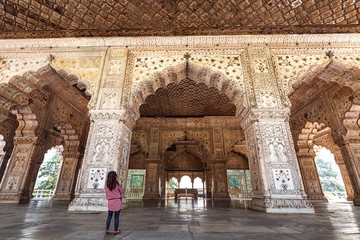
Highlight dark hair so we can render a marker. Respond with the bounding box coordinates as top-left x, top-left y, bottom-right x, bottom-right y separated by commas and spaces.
106, 171, 119, 191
